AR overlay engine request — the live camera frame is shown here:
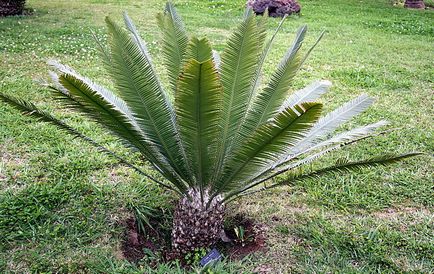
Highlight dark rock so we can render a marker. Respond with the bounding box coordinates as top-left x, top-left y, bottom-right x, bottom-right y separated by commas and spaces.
0, 0, 26, 17
404, 0, 426, 9
247, 0, 301, 17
